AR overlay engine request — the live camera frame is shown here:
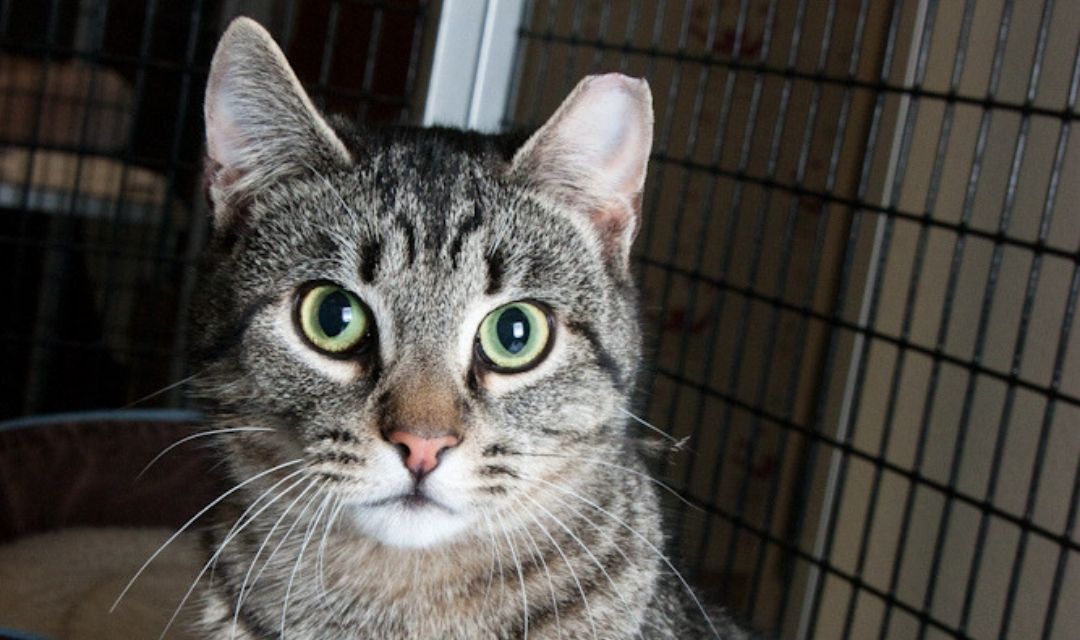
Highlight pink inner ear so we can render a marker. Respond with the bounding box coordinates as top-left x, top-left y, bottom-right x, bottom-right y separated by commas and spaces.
206, 97, 246, 170
605, 132, 649, 199
589, 202, 632, 252
557, 74, 652, 200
